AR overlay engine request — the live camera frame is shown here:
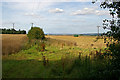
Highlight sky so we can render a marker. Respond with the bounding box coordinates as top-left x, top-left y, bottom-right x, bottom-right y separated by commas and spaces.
0, 0, 113, 34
